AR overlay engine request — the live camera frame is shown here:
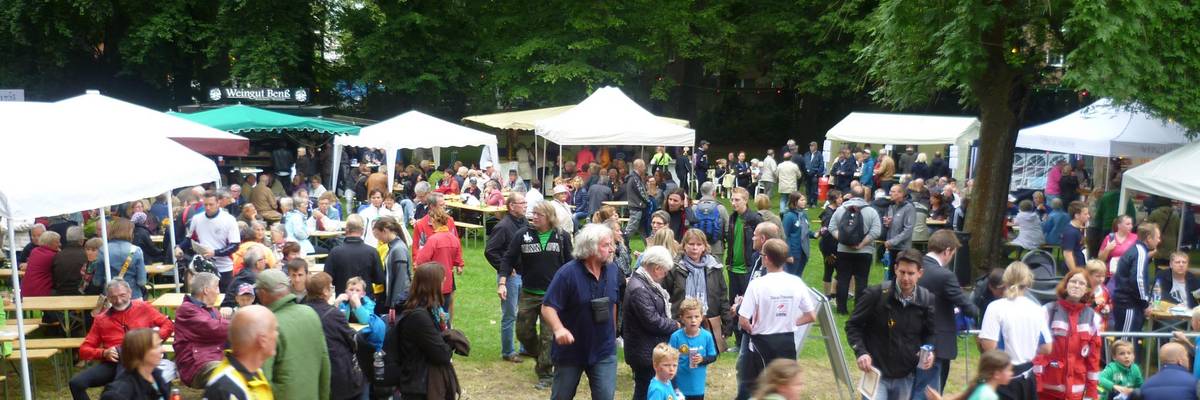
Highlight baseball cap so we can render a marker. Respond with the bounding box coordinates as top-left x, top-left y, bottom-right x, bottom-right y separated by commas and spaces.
553, 185, 570, 195
236, 283, 255, 296
255, 269, 290, 292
